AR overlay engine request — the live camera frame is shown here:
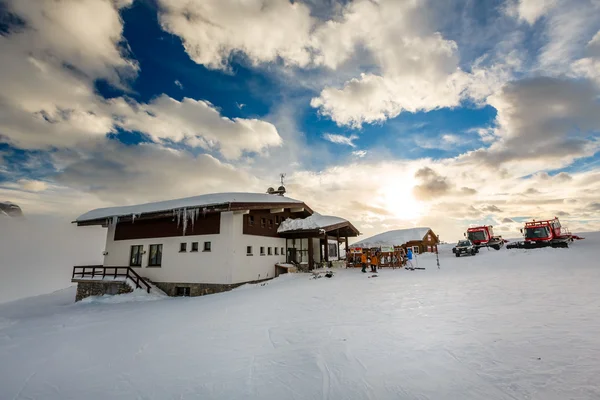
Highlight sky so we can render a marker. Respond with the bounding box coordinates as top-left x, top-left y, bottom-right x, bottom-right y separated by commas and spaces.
0, 0, 599, 242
